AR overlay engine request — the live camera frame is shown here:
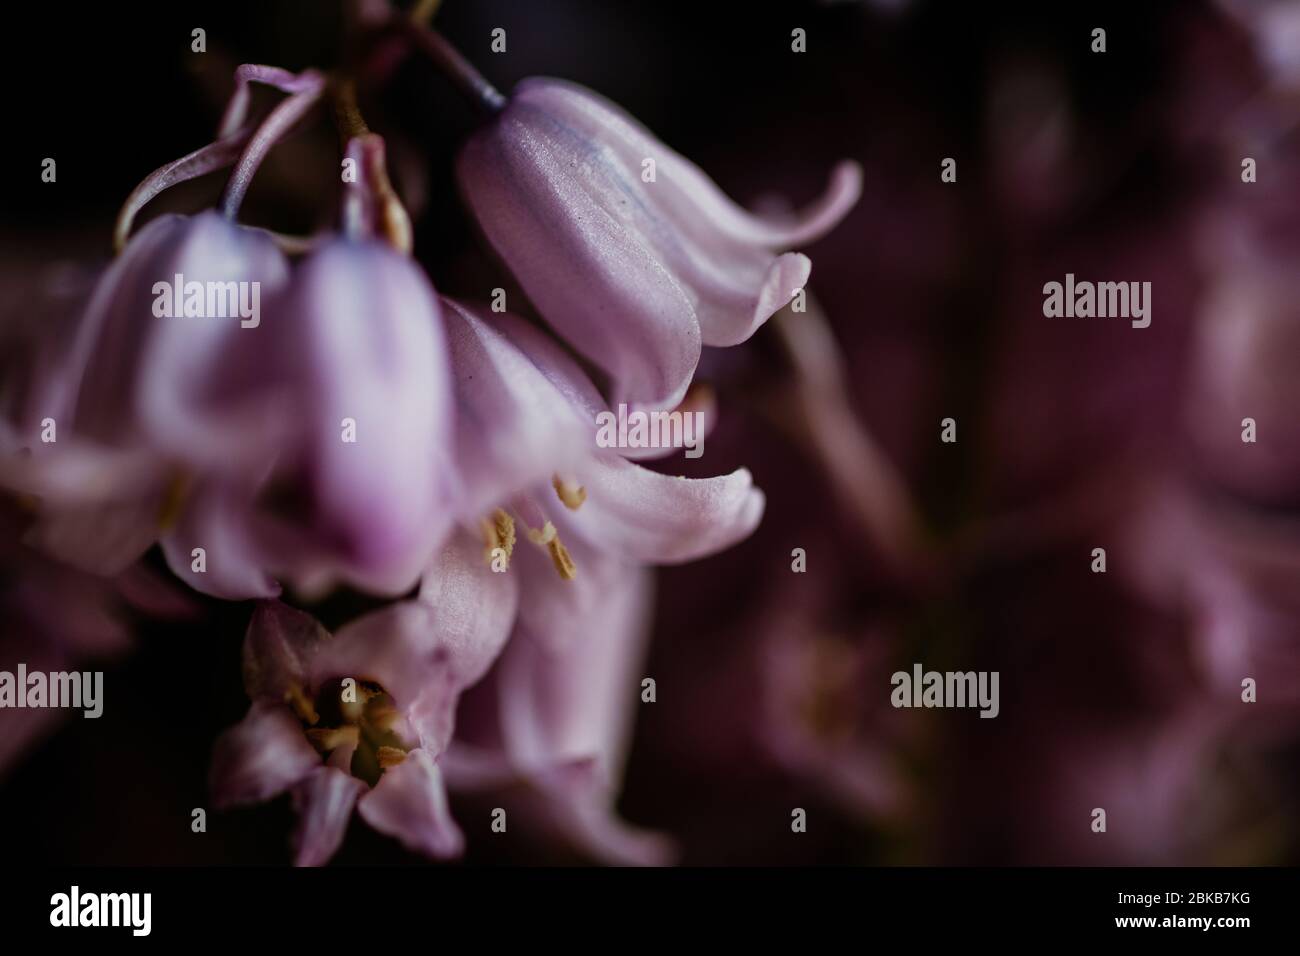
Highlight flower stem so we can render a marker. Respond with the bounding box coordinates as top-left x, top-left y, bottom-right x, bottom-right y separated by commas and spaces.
114, 131, 250, 252
218, 64, 326, 139
218, 70, 327, 219
400, 20, 505, 114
